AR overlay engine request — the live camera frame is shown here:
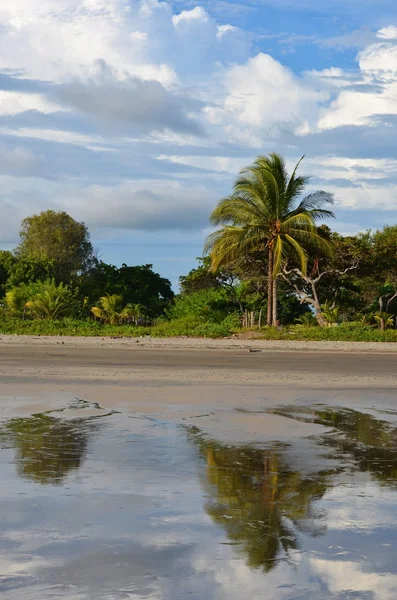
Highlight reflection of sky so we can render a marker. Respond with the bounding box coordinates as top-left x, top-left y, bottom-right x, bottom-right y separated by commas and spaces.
2, 412, 397, 599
